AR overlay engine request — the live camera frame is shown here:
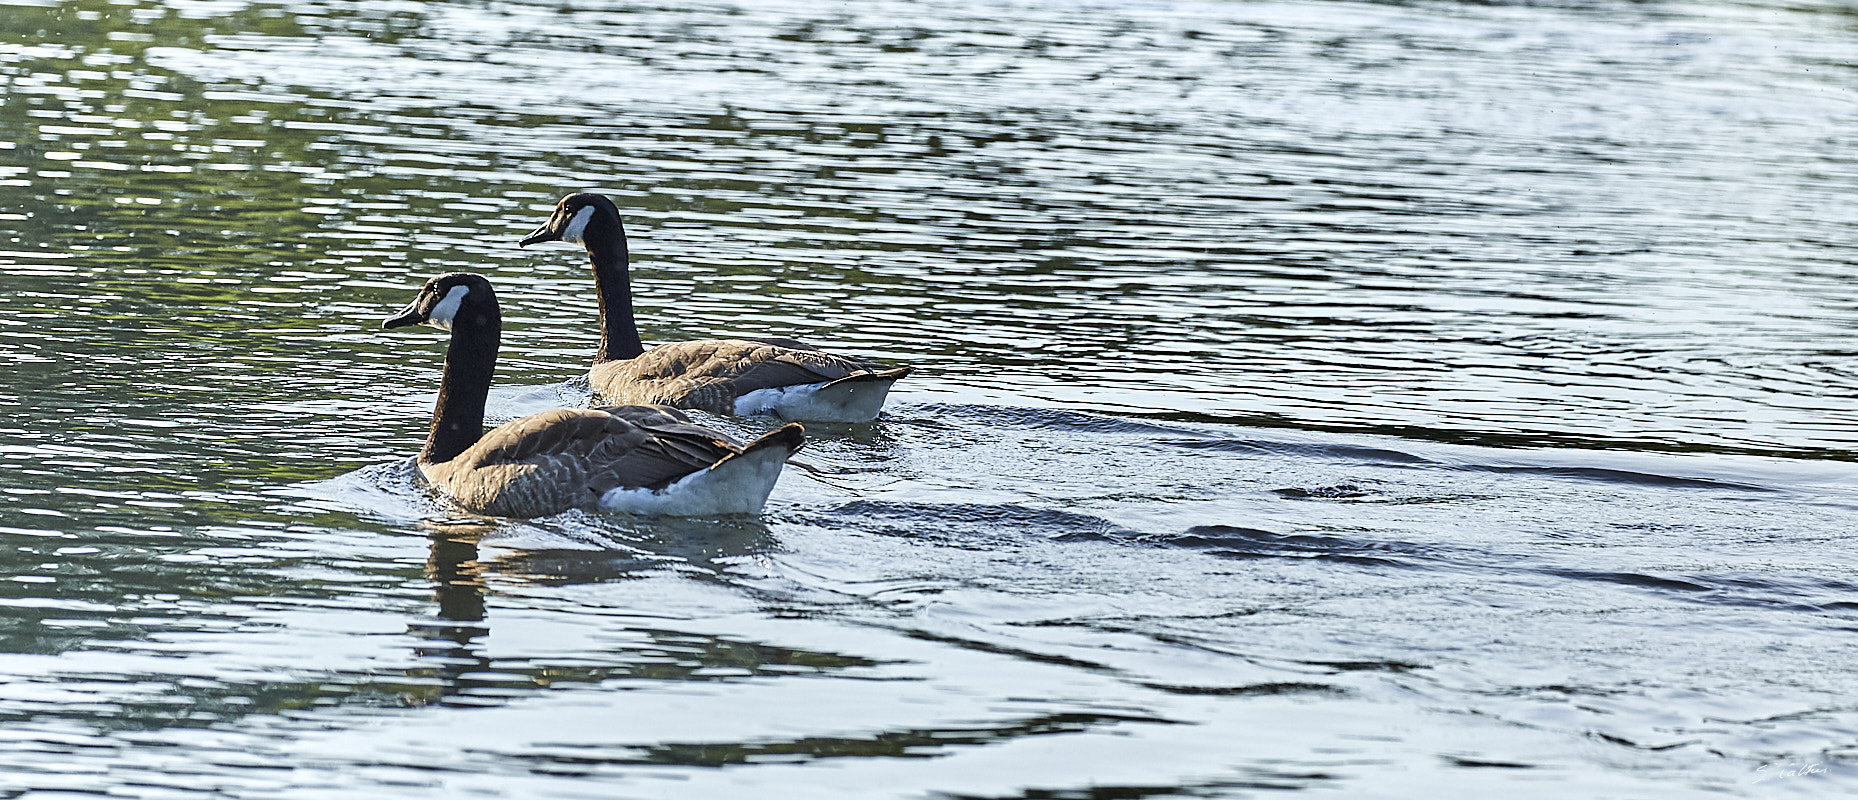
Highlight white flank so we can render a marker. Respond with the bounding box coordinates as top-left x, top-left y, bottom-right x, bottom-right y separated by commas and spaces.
426, 284, 470, 332
598, 443, 789, 516
733, 378, 895, 423
560, 205, 595, 245
732, 383, 821, 416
